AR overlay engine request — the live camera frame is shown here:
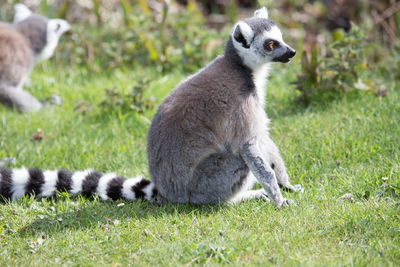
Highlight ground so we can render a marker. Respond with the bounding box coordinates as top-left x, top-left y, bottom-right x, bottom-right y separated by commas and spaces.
0, 61, 399, 266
